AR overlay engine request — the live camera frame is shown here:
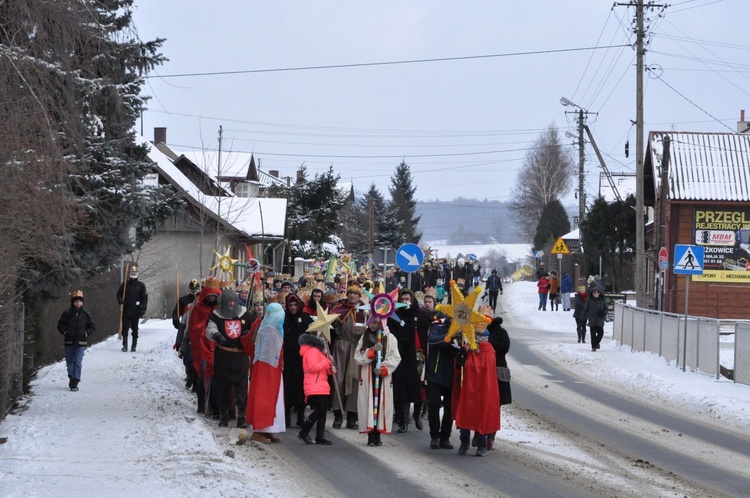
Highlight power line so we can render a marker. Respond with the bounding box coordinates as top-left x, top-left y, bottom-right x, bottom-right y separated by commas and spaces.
146, 45, 631, 79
